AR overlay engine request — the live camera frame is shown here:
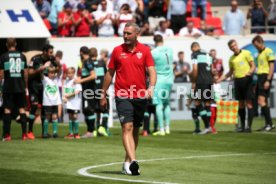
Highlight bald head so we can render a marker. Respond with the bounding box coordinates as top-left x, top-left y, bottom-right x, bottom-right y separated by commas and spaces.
231, 0, 238, 11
